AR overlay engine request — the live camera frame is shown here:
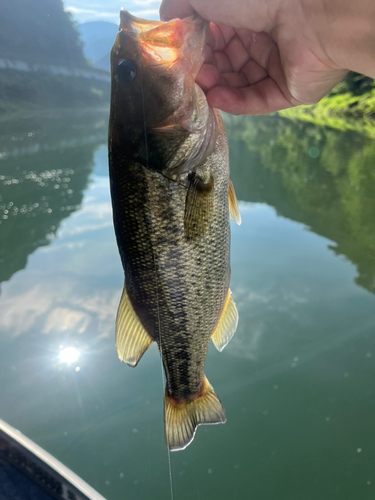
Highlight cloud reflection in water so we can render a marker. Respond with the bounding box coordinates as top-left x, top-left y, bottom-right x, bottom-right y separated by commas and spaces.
0, 171, 121, 346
